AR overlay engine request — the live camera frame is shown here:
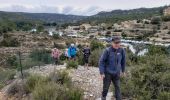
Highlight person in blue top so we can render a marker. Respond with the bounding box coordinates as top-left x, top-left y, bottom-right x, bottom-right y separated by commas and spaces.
99, 36, 126, 100
68, 43, 77, 60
